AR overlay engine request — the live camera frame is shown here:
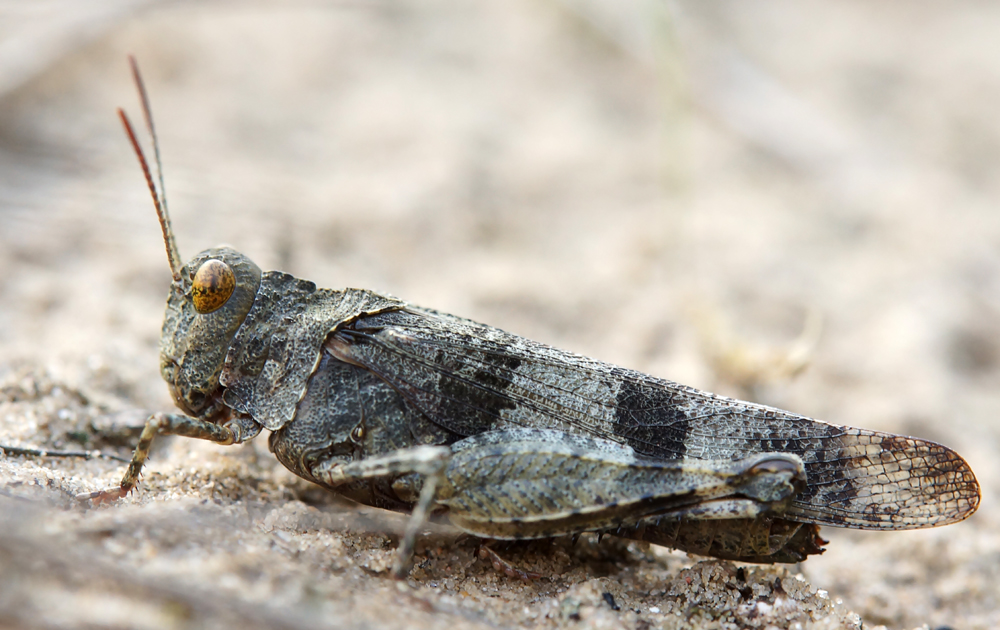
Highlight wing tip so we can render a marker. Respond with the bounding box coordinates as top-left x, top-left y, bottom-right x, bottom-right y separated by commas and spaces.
795, 433, 981, 530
